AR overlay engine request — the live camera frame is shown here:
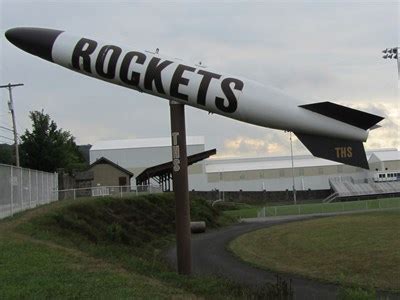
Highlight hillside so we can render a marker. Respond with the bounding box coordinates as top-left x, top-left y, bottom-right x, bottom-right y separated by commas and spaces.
0, 194, 242, 299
